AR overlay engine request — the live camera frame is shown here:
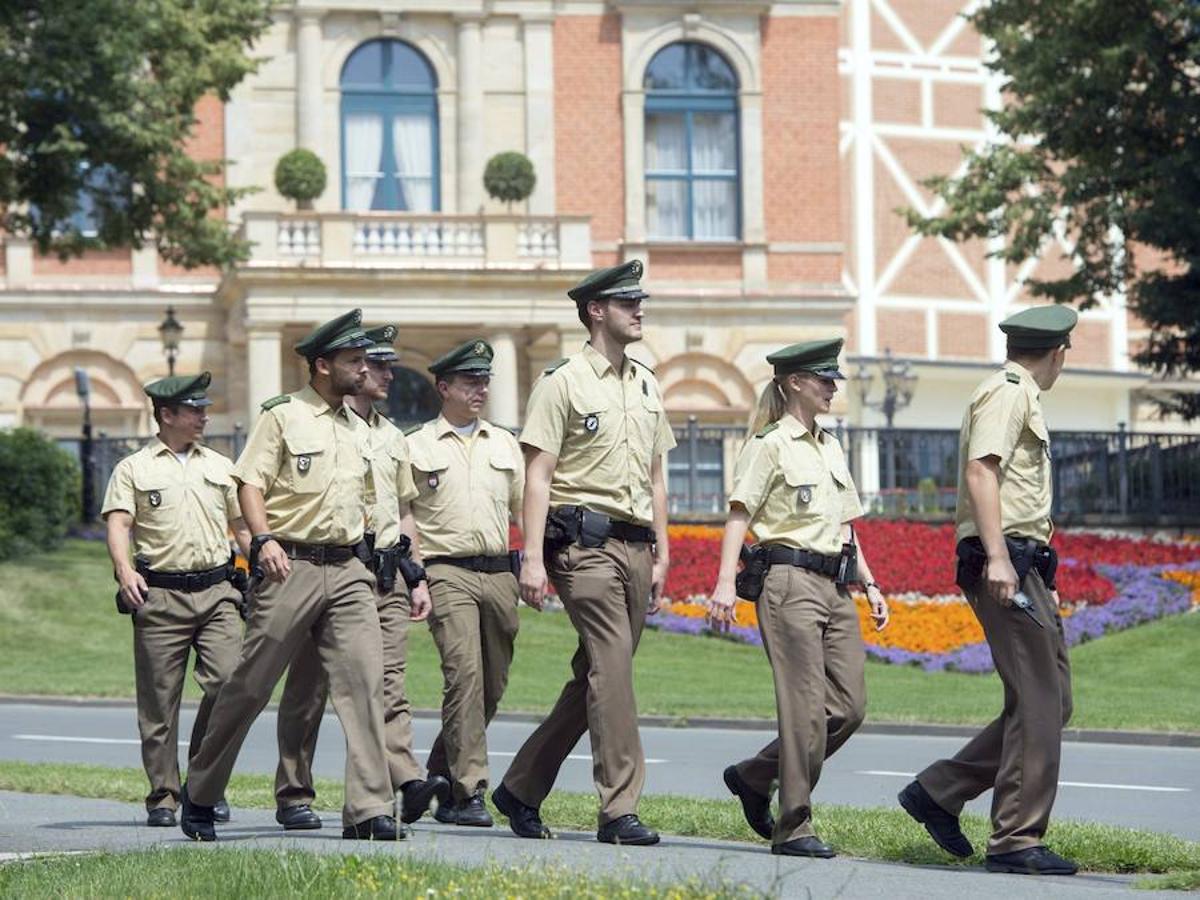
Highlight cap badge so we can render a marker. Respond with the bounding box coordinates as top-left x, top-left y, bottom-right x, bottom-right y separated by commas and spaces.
148, 490, 162, 508
798, 486, 813, 505
584, 414, 599, 433
297, 455, 311, 473
473, 341, 485, 356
